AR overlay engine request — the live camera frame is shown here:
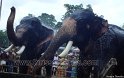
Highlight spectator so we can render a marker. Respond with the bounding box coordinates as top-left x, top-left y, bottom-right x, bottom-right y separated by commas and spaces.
52, 54, 59, 76
0, 59, 6, 72
66, 61, 72, 77
6, 51, 15, 72
71, 58, 78, 77
0, 51, 8, 72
